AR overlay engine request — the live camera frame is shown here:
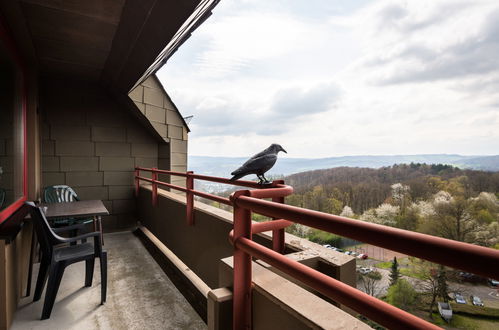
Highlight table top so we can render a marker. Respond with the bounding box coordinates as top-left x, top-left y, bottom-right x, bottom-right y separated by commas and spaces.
42, 200, 109, 219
